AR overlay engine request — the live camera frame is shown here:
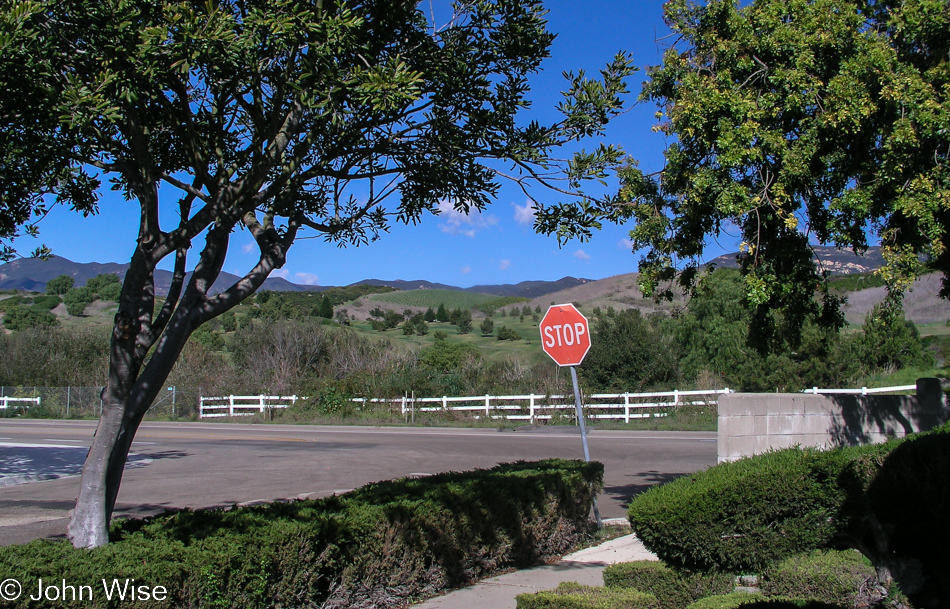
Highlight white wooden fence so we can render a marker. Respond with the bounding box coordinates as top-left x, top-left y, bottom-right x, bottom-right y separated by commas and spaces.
0, 396, 41, 409
199, 395, 300, 418
198, 389, 731, 421
802, 385, 917, 396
